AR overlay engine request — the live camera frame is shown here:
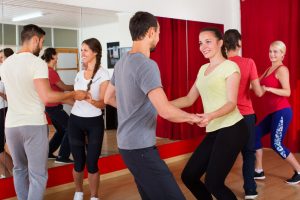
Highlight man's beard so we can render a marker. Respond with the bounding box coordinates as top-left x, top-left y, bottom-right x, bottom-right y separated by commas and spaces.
33, 45, 41, 57
150, 47, 156, 53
